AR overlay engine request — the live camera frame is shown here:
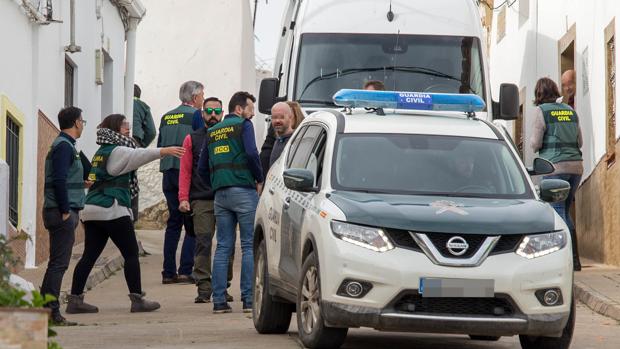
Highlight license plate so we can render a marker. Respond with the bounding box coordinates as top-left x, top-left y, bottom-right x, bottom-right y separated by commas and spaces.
419, 278, 494, 298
